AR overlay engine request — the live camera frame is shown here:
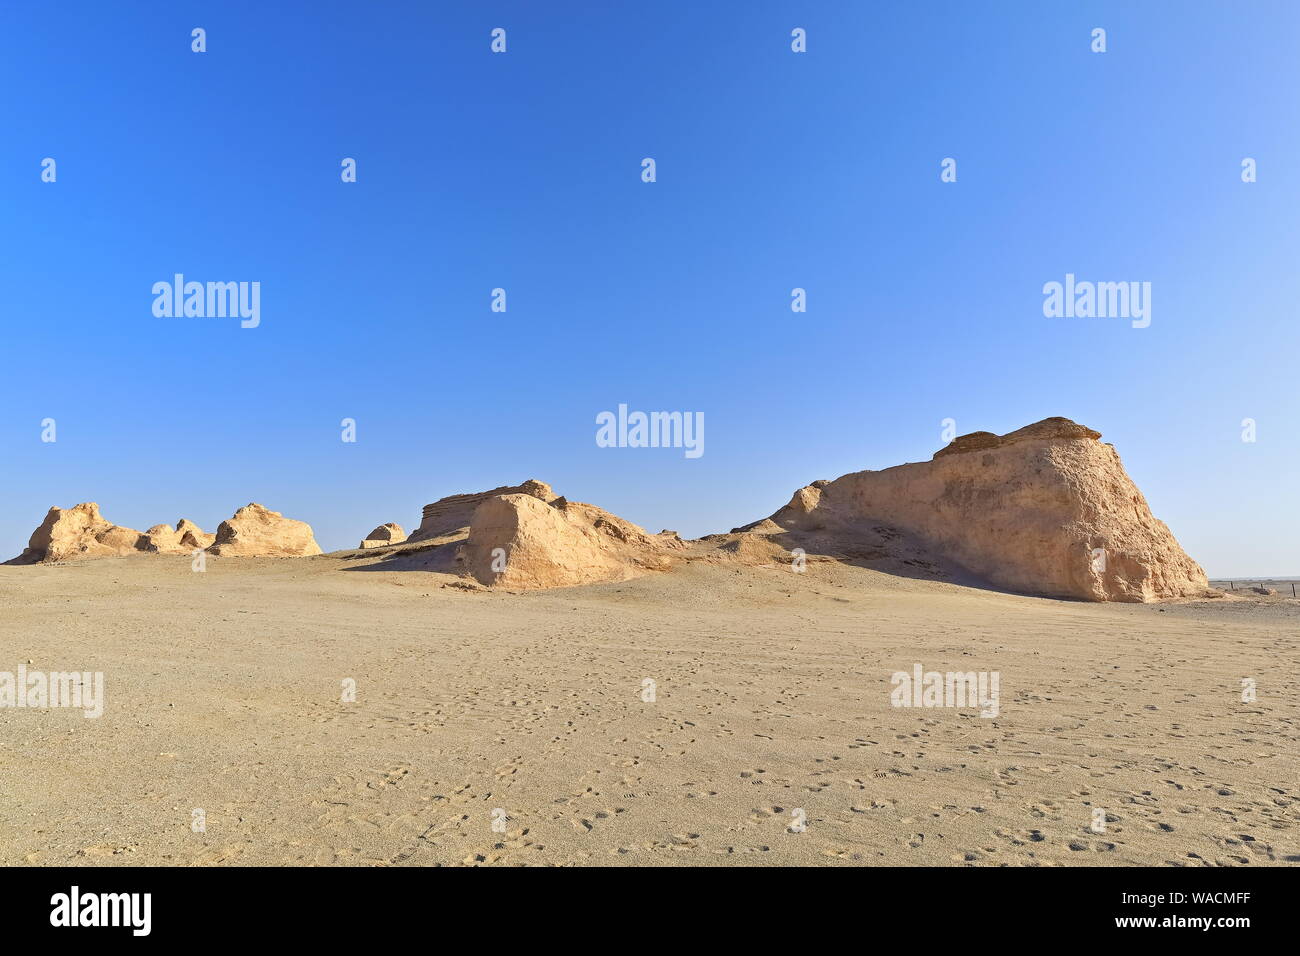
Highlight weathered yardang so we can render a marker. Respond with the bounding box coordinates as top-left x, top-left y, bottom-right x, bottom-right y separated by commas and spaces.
7, 503, 213, 564
207, 503, 322, 557
750, 417, 1207, 602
